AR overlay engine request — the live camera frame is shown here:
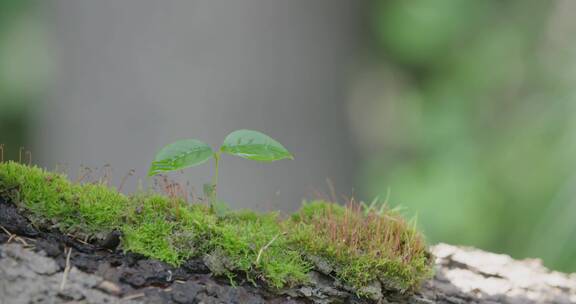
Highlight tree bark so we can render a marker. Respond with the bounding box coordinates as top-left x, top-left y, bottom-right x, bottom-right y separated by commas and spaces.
1, 242, 574, 303
408, 244, 576, 304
